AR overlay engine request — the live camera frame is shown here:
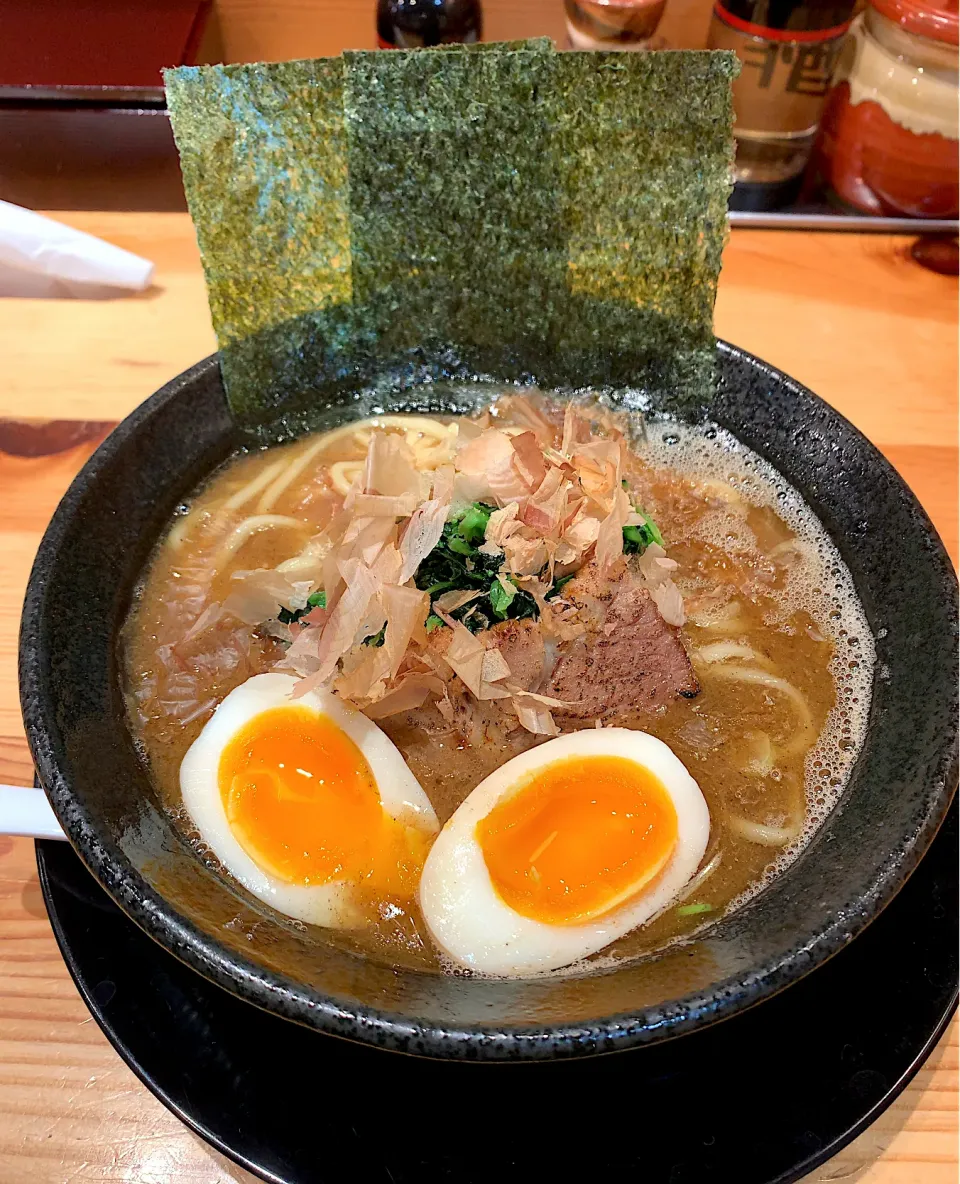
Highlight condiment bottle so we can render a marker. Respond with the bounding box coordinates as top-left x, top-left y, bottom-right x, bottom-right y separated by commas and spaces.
814, 0, 959, 217
564, 0, 668, 49
708, 0, 857, 208
376, 0, 483, 48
